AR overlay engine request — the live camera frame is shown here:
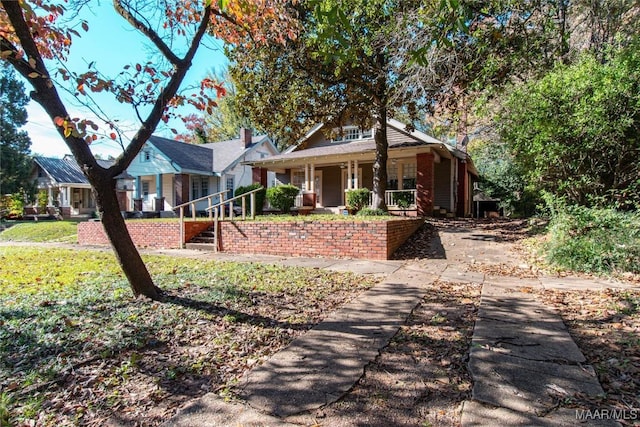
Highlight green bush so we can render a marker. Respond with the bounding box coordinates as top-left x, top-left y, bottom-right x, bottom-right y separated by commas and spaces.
356, 208, 388, 216
346, 188, 370, 211
266, 184, 300, 213
543, 206, 640, 274
36, 190, 49, 210
394, 191, 413, 209
234, 183, 266, 215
